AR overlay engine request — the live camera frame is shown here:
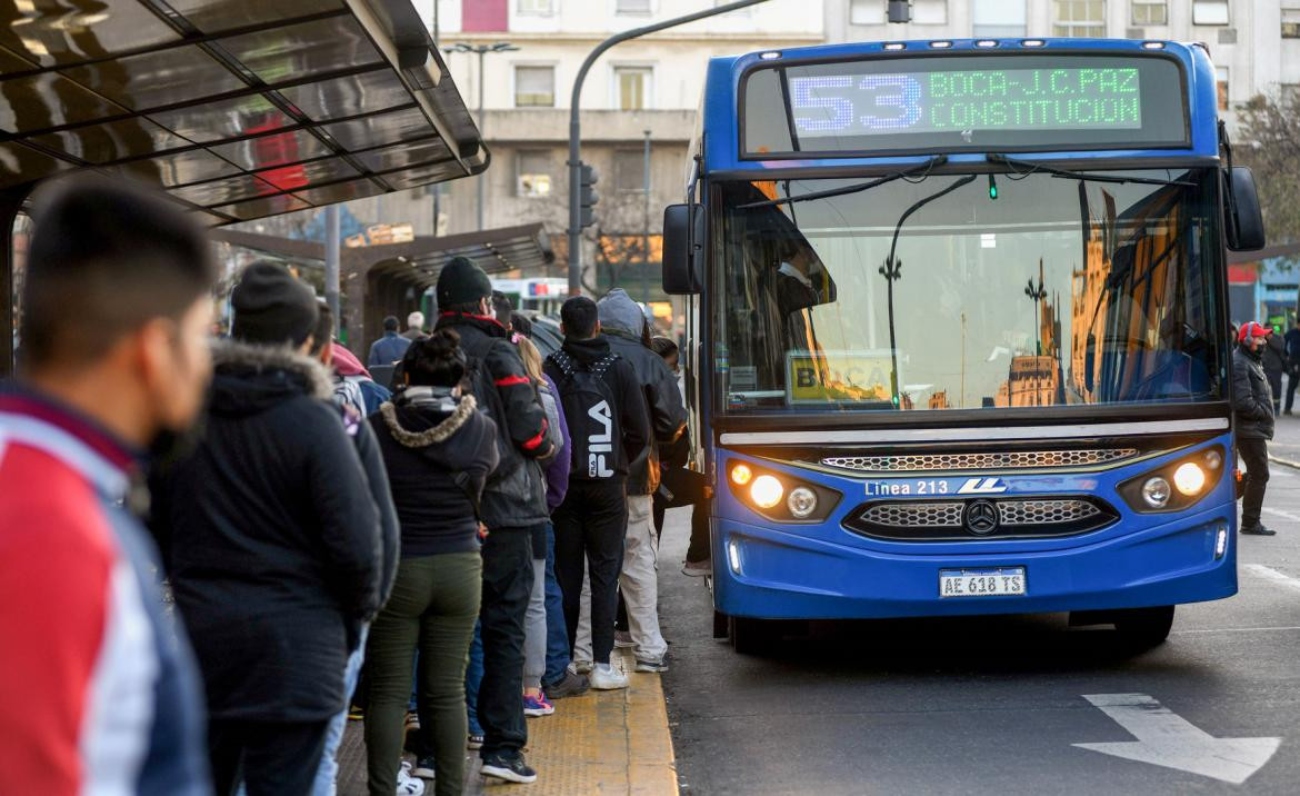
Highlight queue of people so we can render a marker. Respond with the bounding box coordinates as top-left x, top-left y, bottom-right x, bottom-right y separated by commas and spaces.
0, 176, 696, 796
